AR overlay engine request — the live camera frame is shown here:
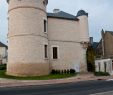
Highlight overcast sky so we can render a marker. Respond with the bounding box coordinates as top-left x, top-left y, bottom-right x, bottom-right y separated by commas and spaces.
0, 0, 113, 44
